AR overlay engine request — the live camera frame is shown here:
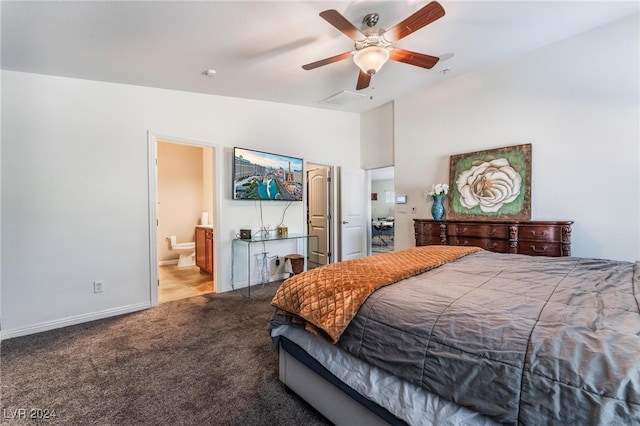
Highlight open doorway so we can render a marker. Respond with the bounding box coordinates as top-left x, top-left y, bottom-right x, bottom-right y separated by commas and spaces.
306, 162, 334, 268
153, 138, 216, 303
370, 166, 395, 255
